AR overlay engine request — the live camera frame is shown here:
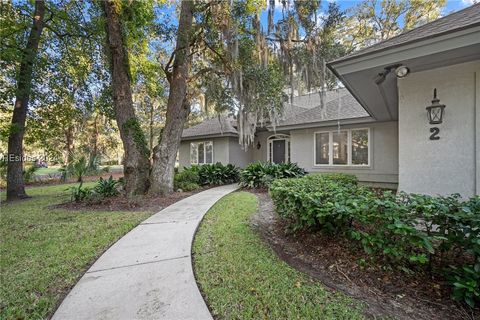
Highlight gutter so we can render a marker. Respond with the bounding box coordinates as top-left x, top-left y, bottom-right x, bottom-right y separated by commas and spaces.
181, 132, 238, 141
271, 116, 375, 131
